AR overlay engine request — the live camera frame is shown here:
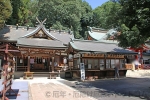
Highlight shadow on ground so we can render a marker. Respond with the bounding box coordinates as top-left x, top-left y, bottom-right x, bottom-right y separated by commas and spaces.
0, 89, 19, 99
59, 77, 150, 100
